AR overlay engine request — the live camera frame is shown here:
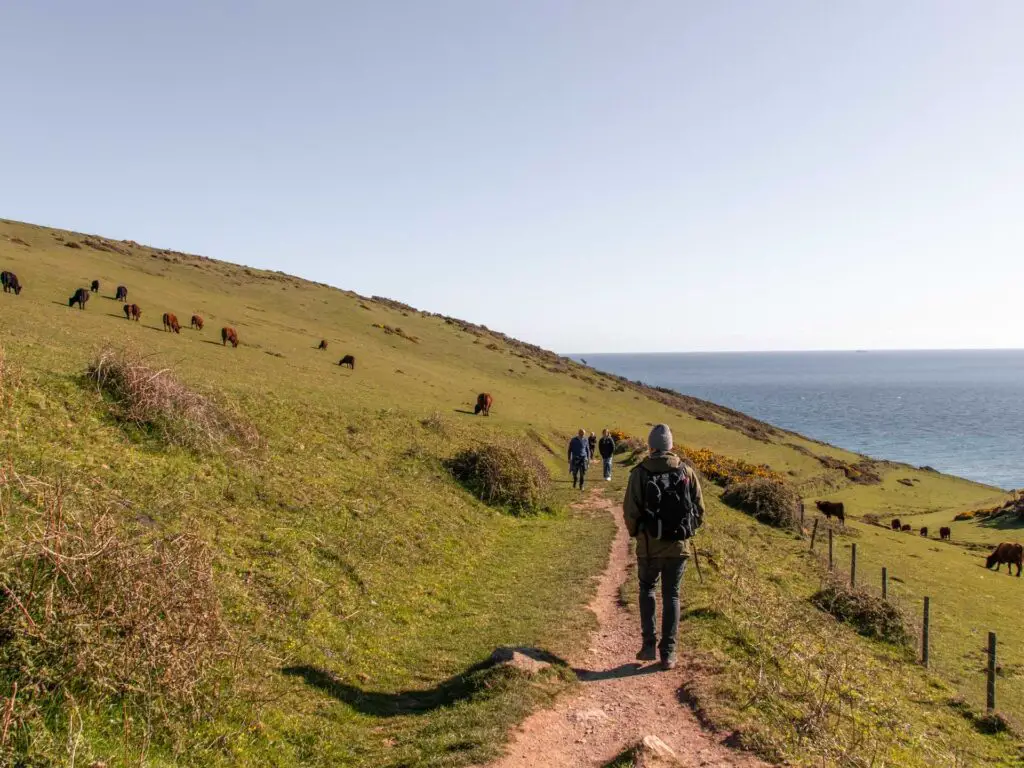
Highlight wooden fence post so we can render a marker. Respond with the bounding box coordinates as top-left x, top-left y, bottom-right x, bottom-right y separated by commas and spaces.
882, 567, 888, 600
922, 597, 930, 668
800, 501, 805, 527
987, 632, 997, 712
850, 543, 857, 587
809, 519, 819, 551
828, 528, 834, 571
